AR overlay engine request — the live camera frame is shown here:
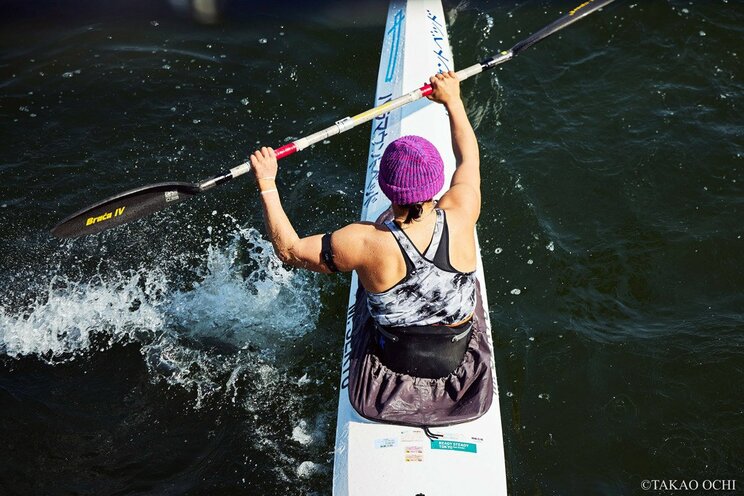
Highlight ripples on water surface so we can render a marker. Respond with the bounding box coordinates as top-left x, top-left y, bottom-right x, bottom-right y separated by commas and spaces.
0, 1, 742, 494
